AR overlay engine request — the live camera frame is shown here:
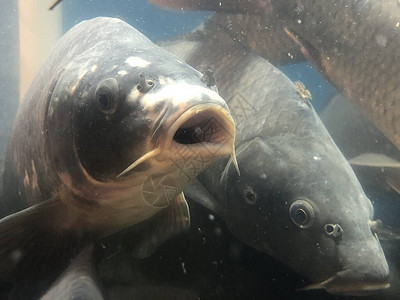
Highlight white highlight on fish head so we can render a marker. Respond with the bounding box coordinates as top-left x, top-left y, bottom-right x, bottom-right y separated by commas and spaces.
158, 75, 176, 86
313, 154, 321, 161
91, 65, 98, 73
125, 56, 151, 68
118, 70, 129, 77
136, 80, 226, 108
70, 69, 88, 94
